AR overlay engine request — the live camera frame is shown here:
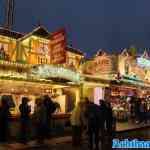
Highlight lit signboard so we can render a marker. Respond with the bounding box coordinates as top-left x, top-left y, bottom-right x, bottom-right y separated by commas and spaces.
50, 28, 66, 64
137, 57, 150, 68
30, 64, 82, 83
